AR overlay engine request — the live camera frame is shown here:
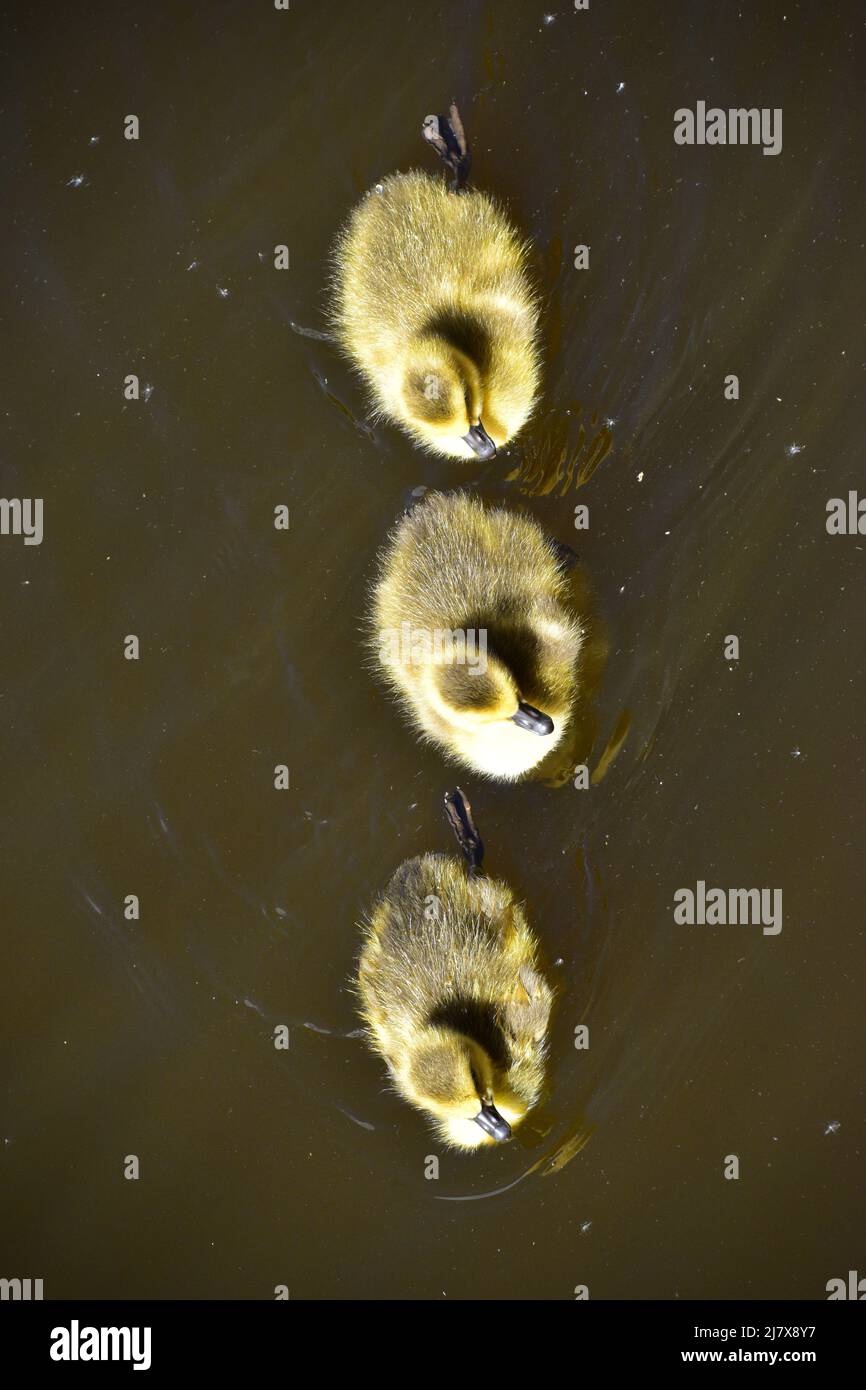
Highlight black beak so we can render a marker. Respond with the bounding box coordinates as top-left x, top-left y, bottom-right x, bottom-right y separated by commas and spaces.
511, 701, 554, 736
474, 1102, 512, 1142
462, 422, 497, 460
